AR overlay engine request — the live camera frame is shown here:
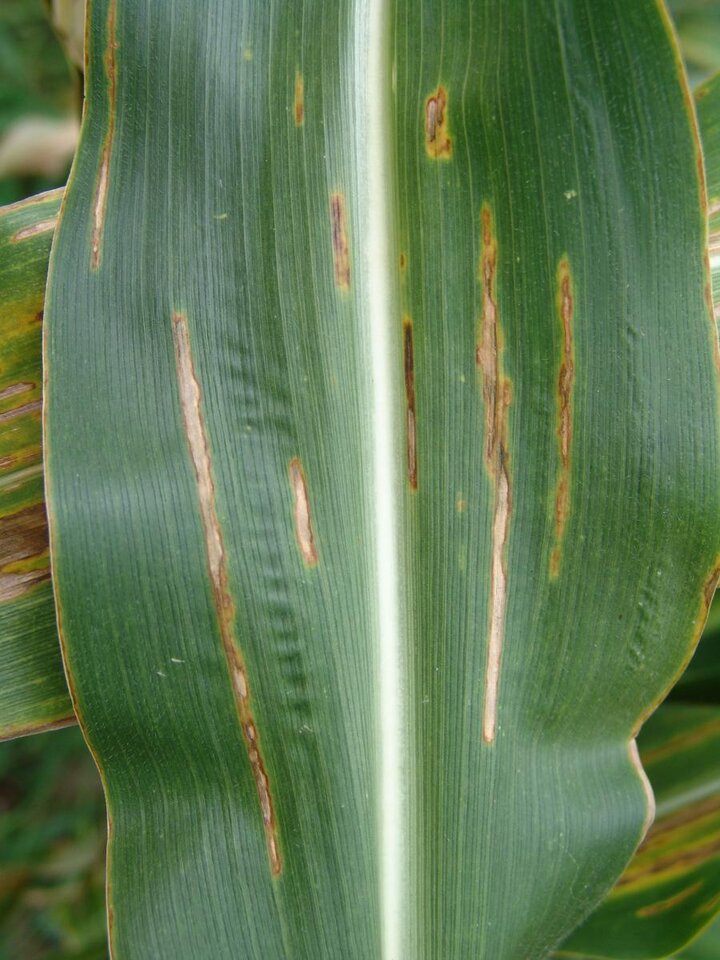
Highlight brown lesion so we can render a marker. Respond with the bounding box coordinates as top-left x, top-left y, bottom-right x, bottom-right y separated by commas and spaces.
476, 204, 512, 744
0, 382, 35, 403
288, 457, 318, 567
91, 0, 118, 271
0, 399, 42, 424
330, 193, 350, 291
172, 312, 282, 876
424, 85, 452, 159
10, 219, 58, 243
403, 316, 417, 490
0, 502, 50, 602
549, 257, 575, 578
294, 71, 304, 127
